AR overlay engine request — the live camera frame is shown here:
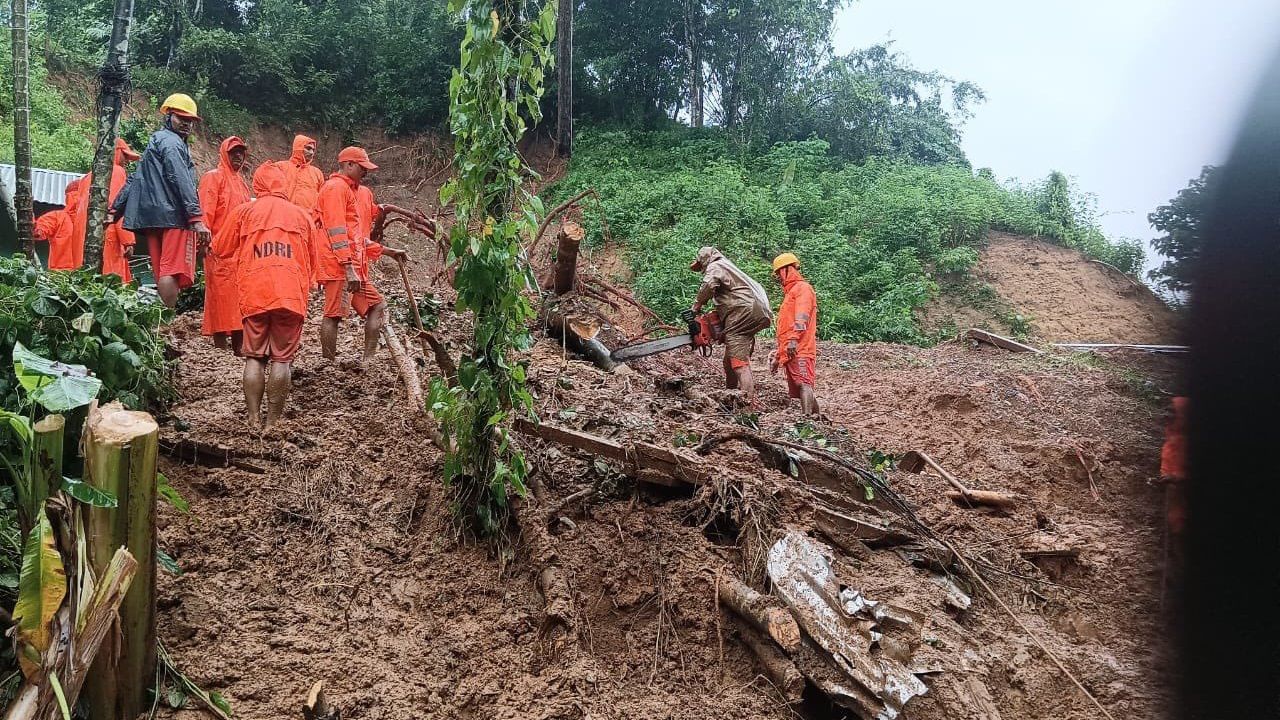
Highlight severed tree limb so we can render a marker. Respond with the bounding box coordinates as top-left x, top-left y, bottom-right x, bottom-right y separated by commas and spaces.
577, 275, 676, 330
381, 325, 449, 453
392, 257, 458, 386
736, 623, 806, 704
717, 574, 802, 654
